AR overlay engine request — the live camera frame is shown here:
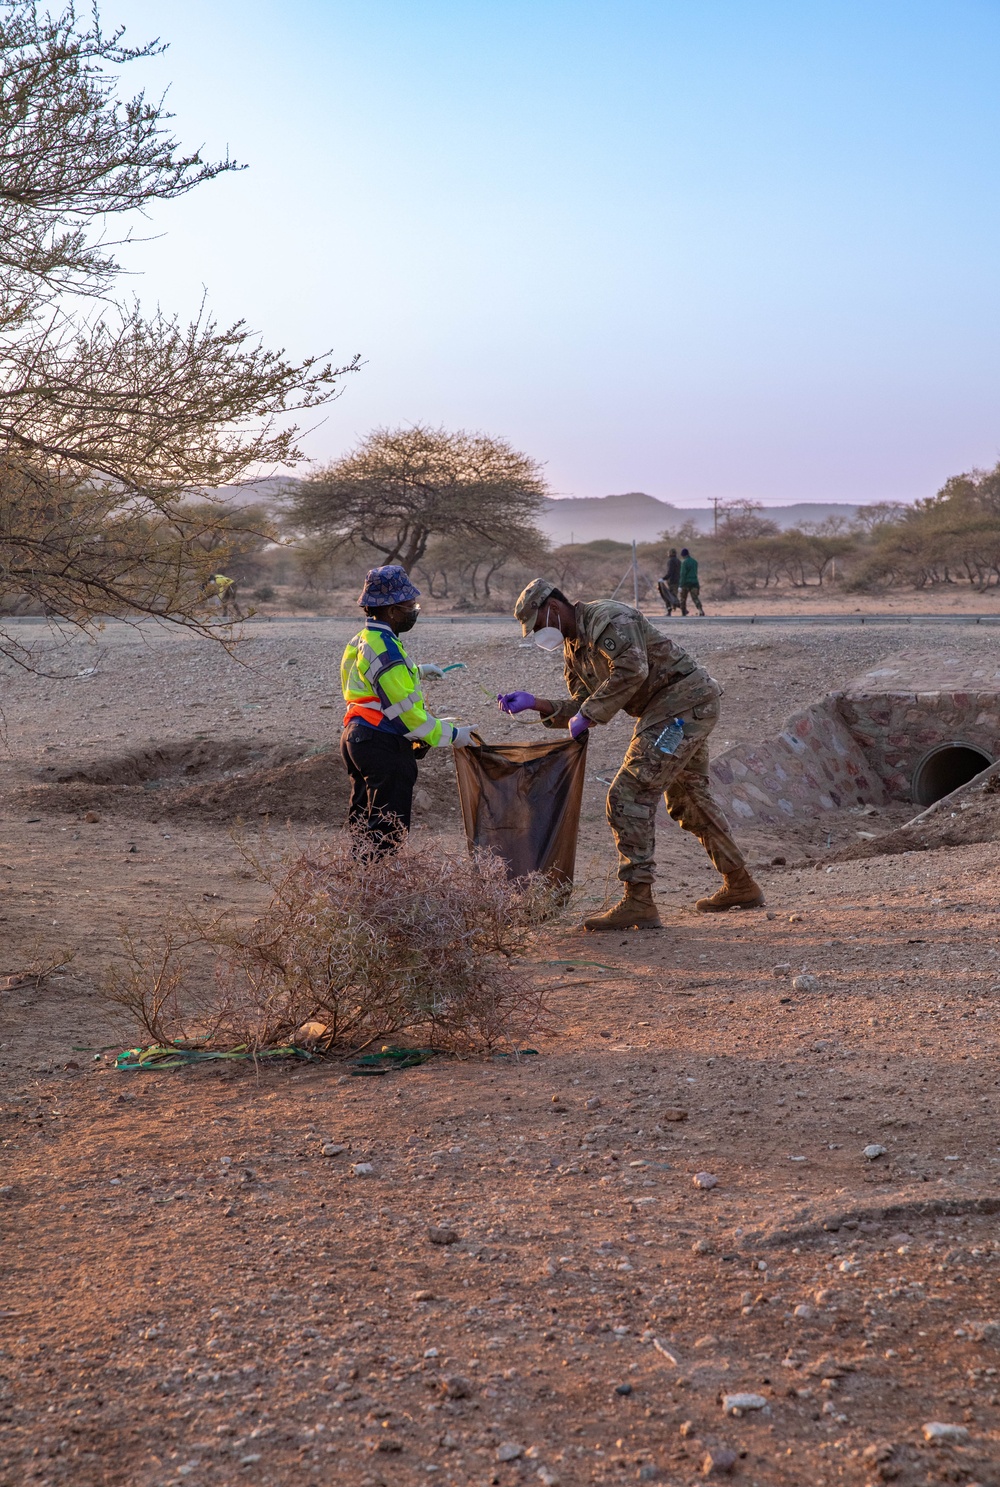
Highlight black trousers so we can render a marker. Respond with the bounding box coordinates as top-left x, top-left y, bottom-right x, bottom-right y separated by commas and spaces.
341, 722, 418, 855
